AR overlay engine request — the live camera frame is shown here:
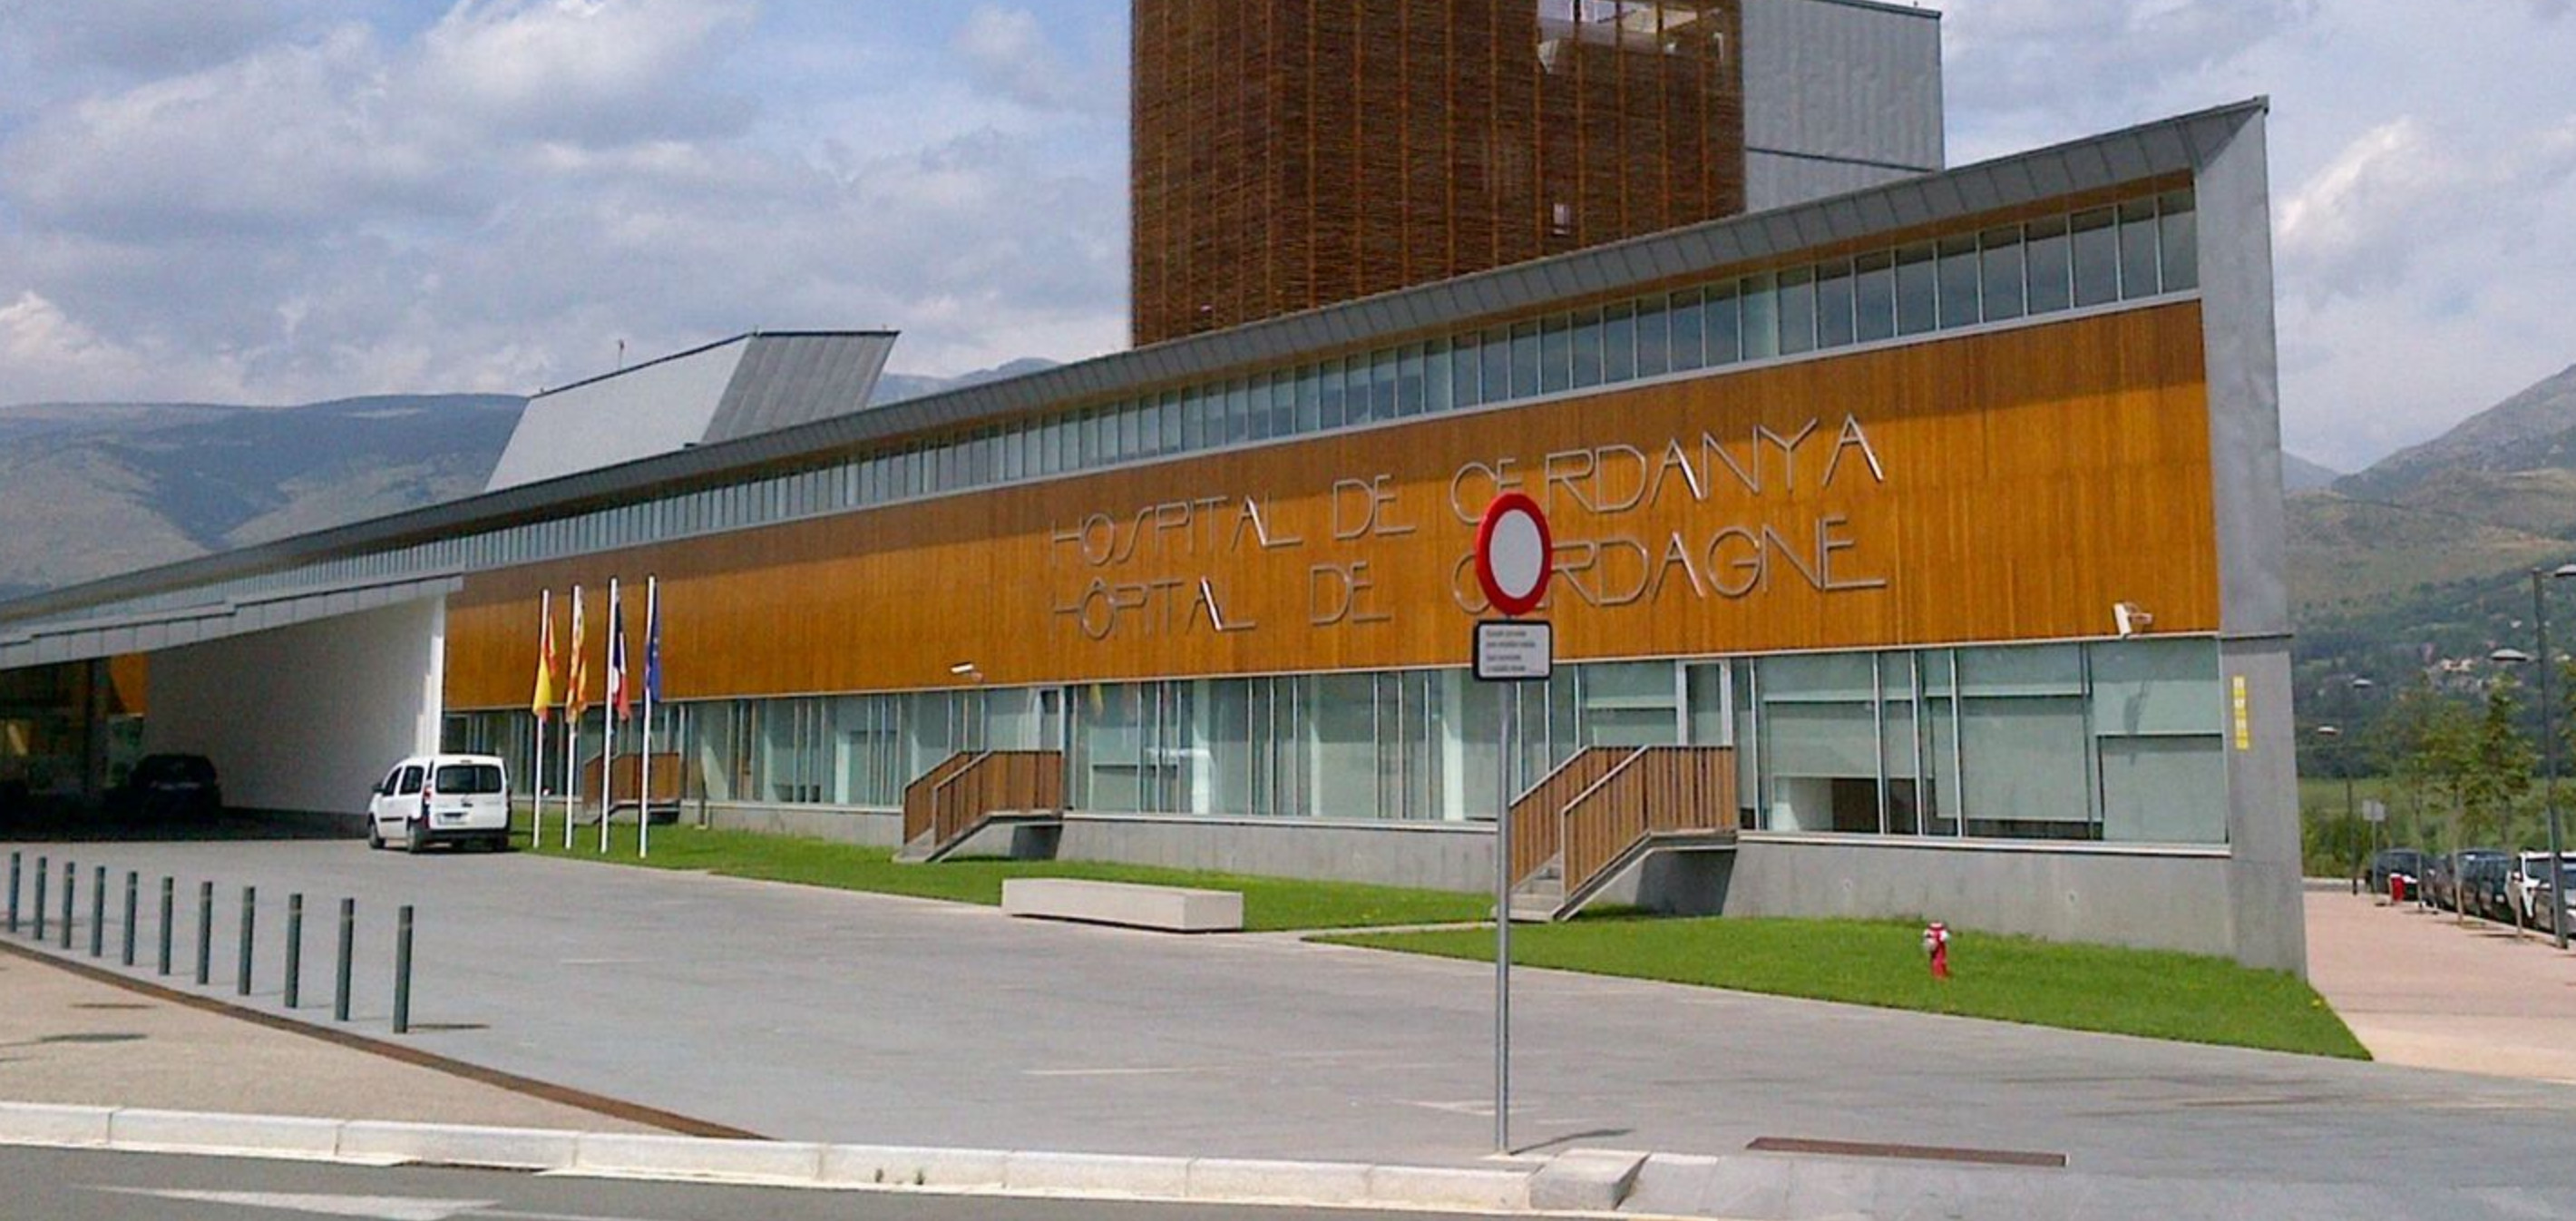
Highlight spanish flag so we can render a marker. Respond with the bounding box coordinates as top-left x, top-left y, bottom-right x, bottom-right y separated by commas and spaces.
531, 590, 558, 723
